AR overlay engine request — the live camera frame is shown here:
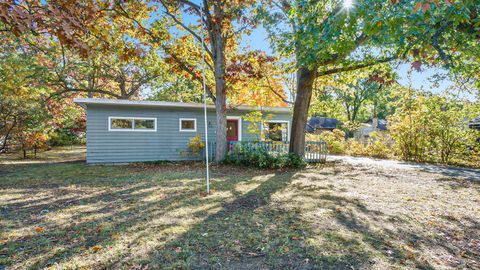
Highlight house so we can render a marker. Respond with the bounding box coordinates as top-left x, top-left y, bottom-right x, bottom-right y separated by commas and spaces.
306, 117, 339, 133
354, 118, 387, 140
74, 98, 292, 164
469, 116, 480, 130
